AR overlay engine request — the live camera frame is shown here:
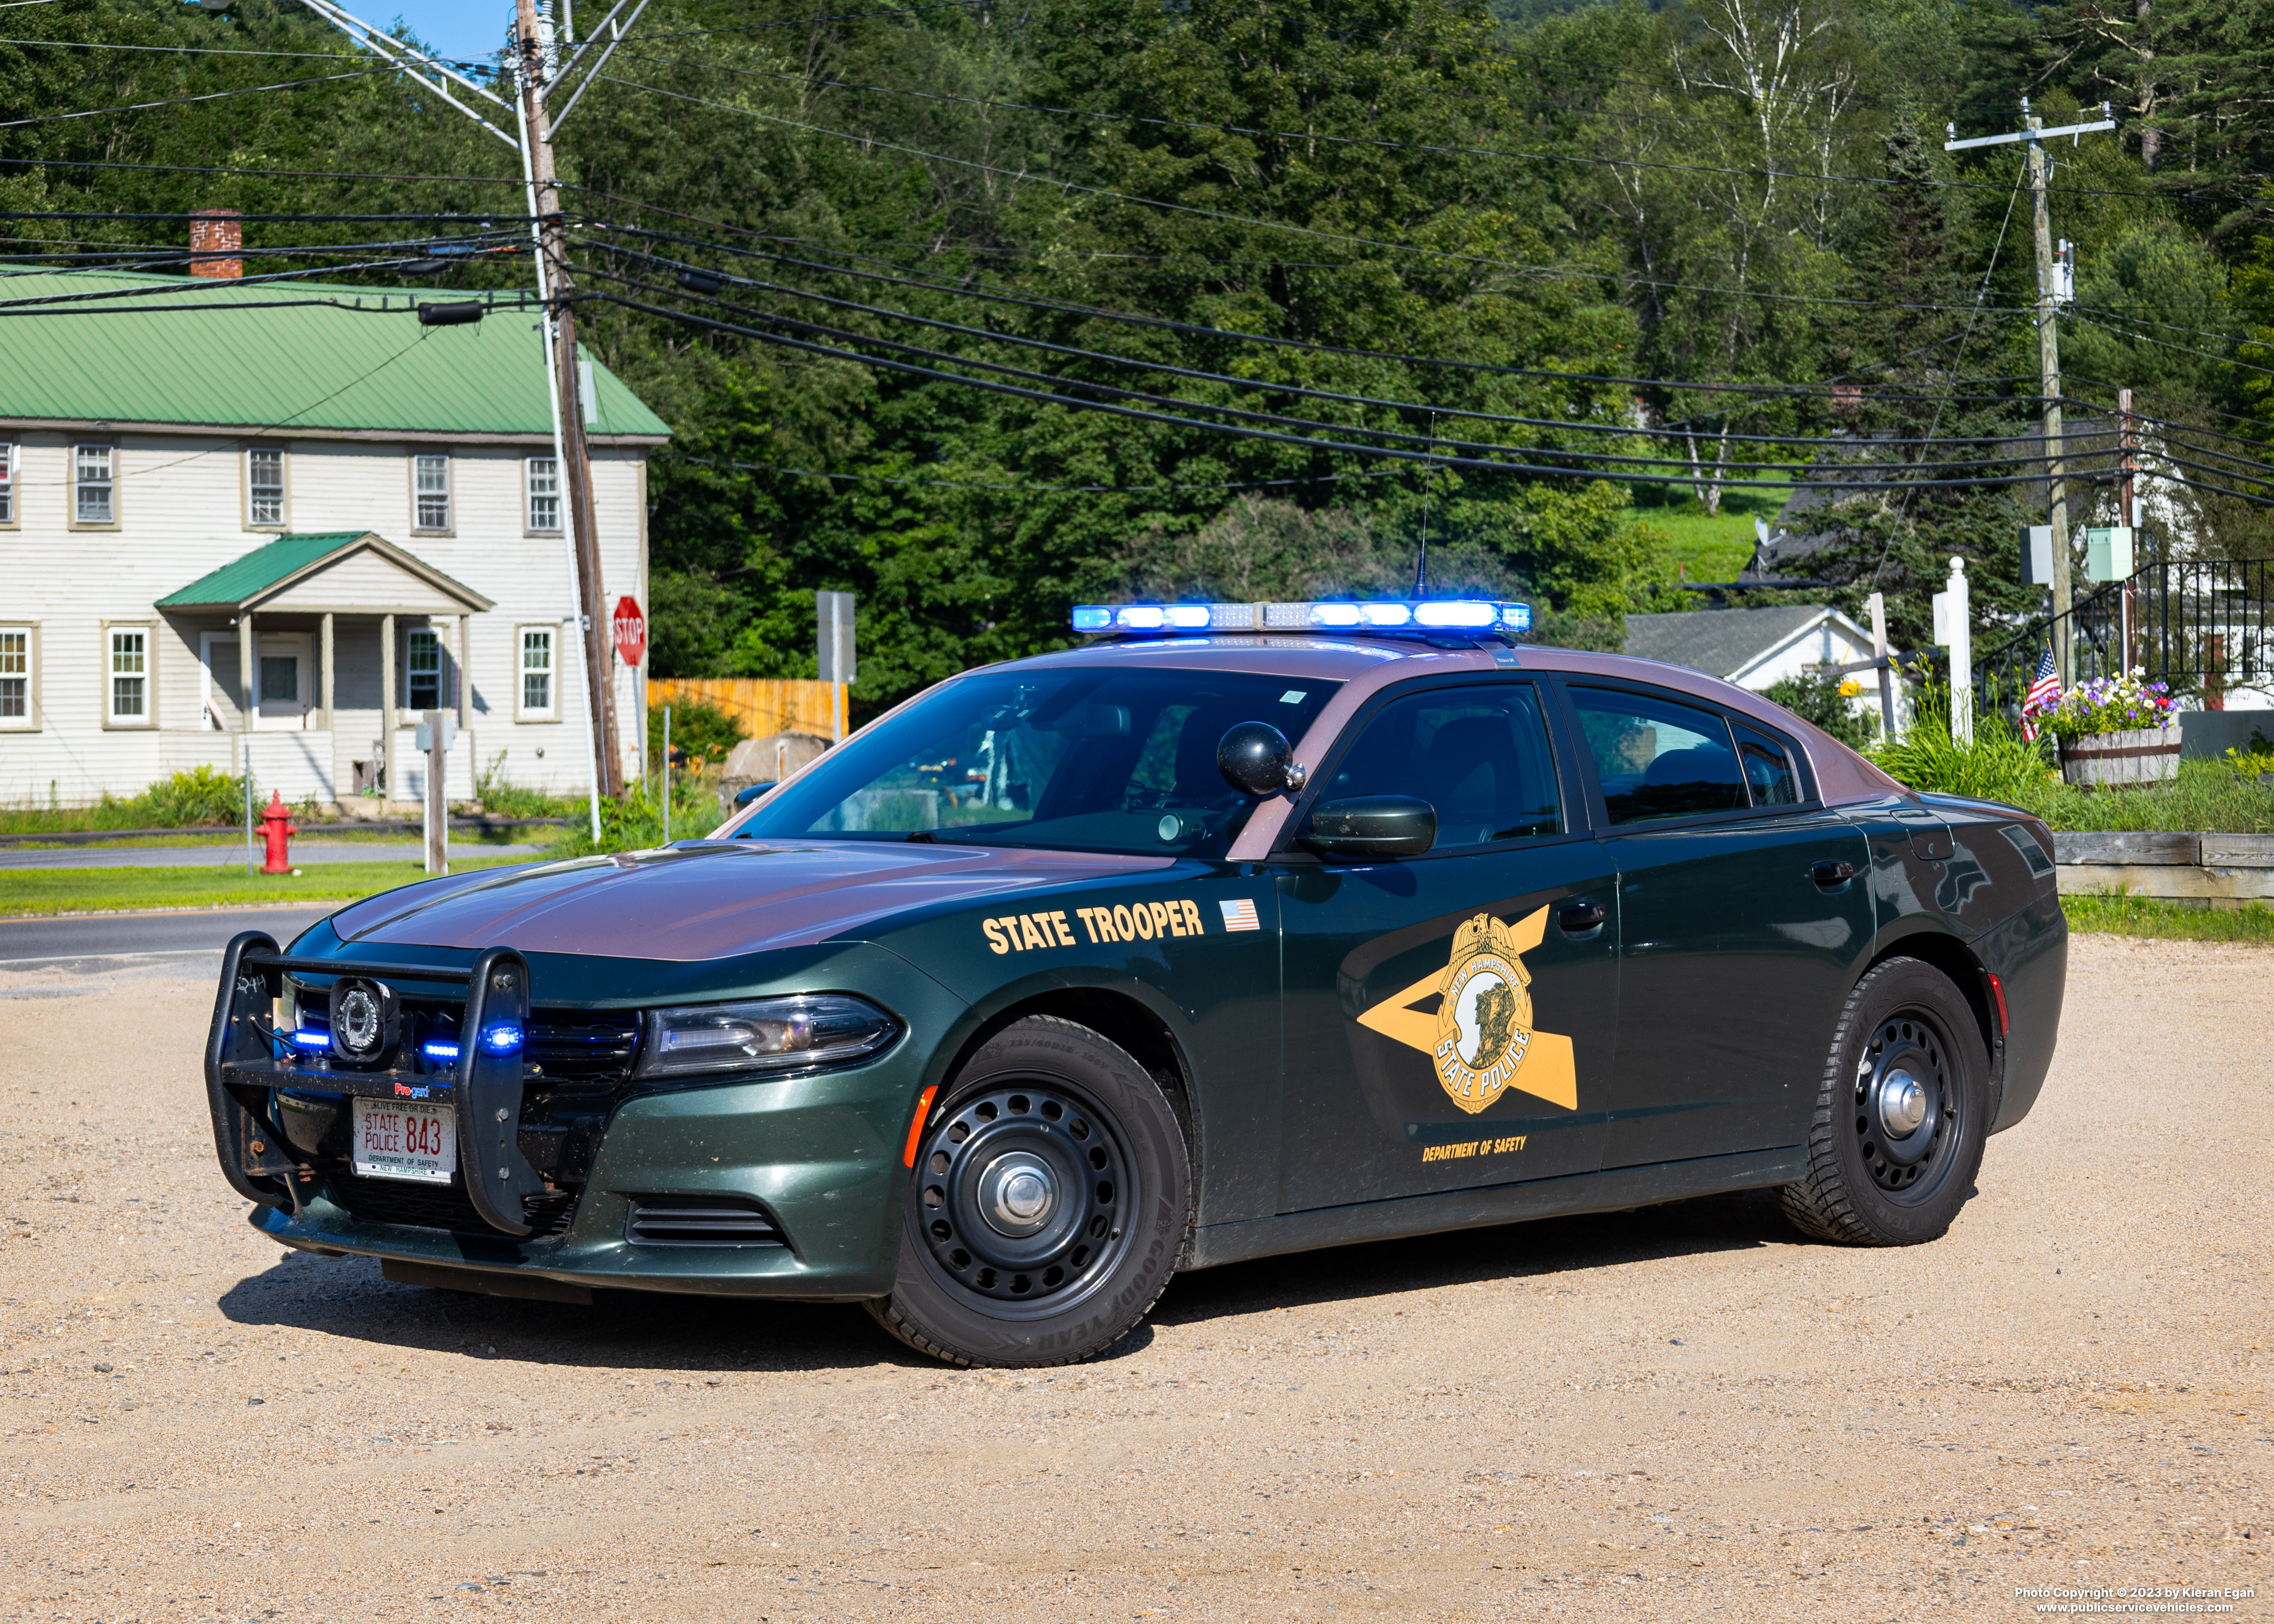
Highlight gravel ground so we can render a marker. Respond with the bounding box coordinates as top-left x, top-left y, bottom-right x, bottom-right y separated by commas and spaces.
0, 934, 2265, 1622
